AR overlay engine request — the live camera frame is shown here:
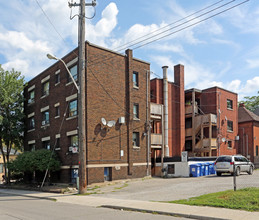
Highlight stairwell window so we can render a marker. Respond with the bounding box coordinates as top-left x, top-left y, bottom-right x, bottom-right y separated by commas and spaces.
133, 103, 139, 120
42, 81, 49, 97
69, 100, 77, 117
227, 99, 233, 110
227, 120, 233, 132
42, 111, 50, 126
133, 132, 140, 147
133, 71, 139, 88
